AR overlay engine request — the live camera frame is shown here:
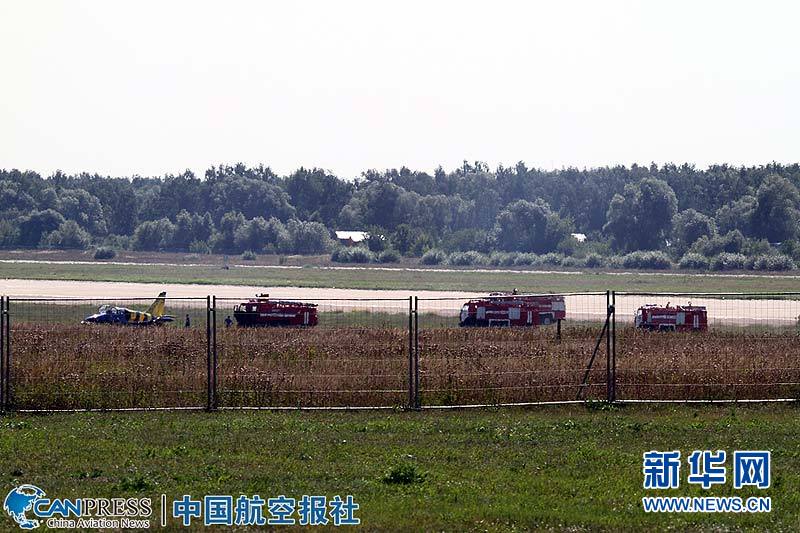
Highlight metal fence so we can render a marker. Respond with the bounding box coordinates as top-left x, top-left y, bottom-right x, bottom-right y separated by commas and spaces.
414, 292, 610, 406
213, 297, 411, 409
1, 297, 210, 410
614, 292, 800, 402
0, 291, 798, 412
